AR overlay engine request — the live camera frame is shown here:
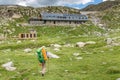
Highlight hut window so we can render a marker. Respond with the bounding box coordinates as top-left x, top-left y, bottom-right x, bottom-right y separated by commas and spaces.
34, 34, 36, 37
30, 34, 32, 38
21, 34, 25, 38
26, 34, 29, 37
